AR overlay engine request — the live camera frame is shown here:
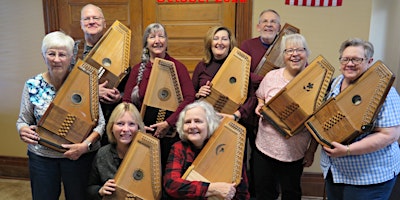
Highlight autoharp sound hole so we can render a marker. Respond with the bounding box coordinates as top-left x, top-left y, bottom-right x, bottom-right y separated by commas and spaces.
159, 88, 170, 101
352, 95, 362, 105
215, 144, 226, 155
71, 93, 82, 104
102, 58, 111, 67
229, 77, 237, 84
133, 169, 144, 180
